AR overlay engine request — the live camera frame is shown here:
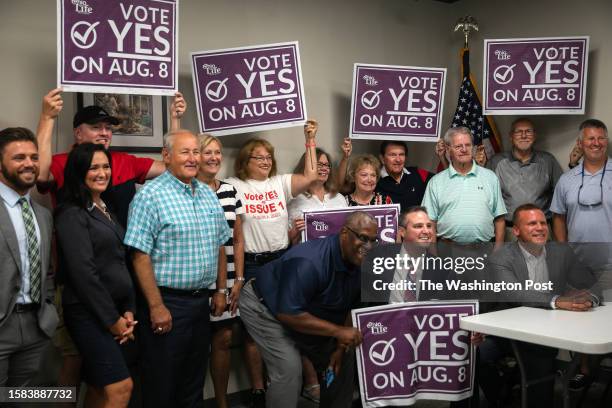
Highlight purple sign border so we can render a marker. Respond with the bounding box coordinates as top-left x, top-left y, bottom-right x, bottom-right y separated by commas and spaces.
190, 41, 307, 136
57, 0, 179, 96
352, 301, 479, 407
302, 204, 399, 243
350, 63, 447, 142
482, 36, 589, 115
